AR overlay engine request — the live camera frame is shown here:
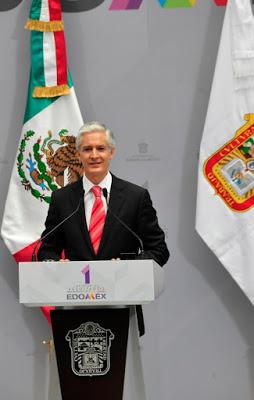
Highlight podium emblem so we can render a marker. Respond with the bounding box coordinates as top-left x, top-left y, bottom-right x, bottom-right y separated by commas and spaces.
65, 322, 115, 377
